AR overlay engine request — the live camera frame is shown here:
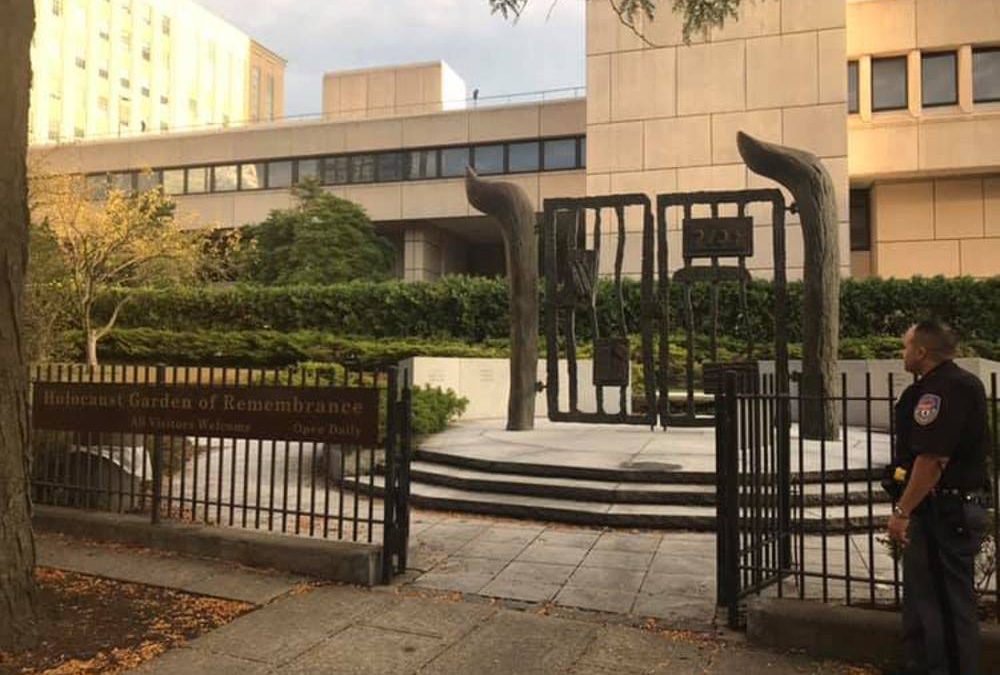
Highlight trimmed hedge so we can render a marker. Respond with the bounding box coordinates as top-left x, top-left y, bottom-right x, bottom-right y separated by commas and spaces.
96, 276, 1000, 344
72, 328, 998, 369
68, 329, 508, 367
